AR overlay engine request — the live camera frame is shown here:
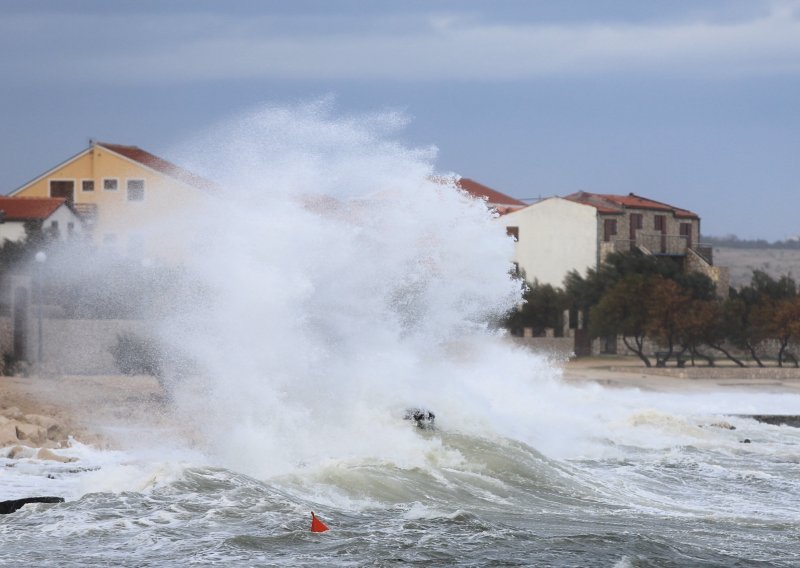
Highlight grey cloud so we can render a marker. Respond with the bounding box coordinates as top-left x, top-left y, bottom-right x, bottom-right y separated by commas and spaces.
4, 2, 800, 84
